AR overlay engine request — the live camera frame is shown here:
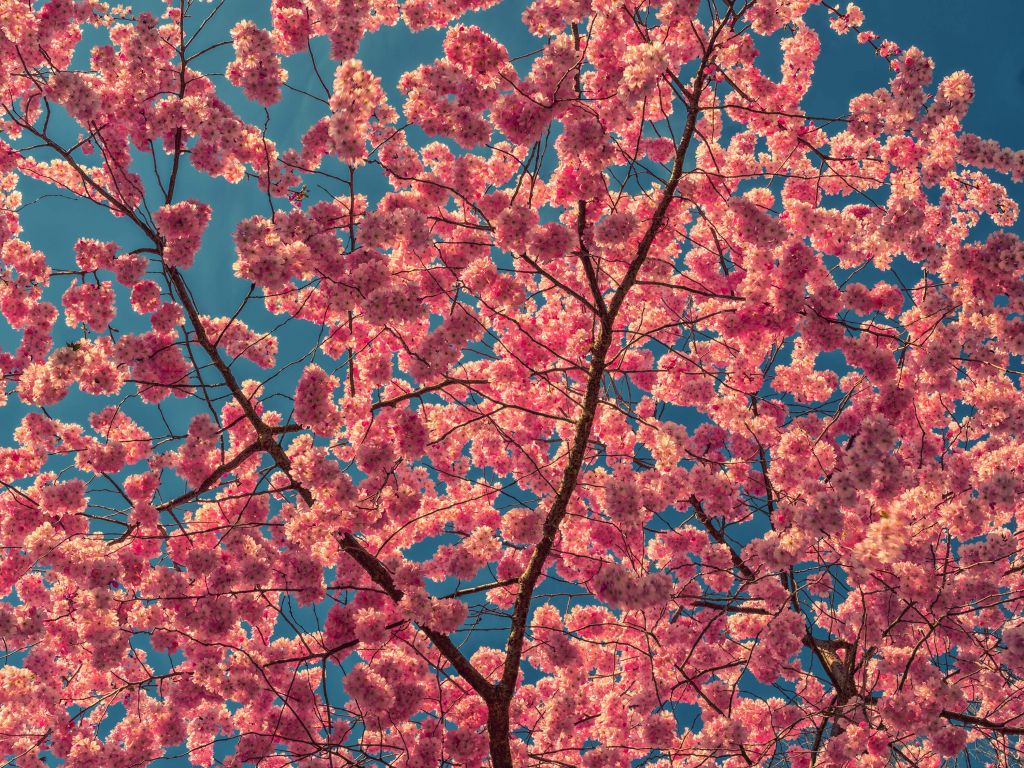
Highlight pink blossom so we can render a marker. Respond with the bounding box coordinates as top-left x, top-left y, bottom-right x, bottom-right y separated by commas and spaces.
154, 200, 212, 269
226, 21, 286, 106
